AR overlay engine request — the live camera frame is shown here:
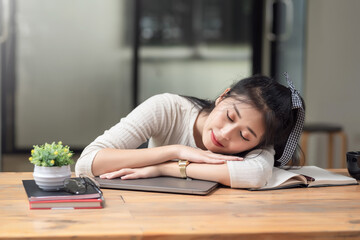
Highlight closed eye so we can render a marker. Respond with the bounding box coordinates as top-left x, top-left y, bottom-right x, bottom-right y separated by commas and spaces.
226, 110, 234, 122
240, 132, 250, 141
228, 110, 249, 141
